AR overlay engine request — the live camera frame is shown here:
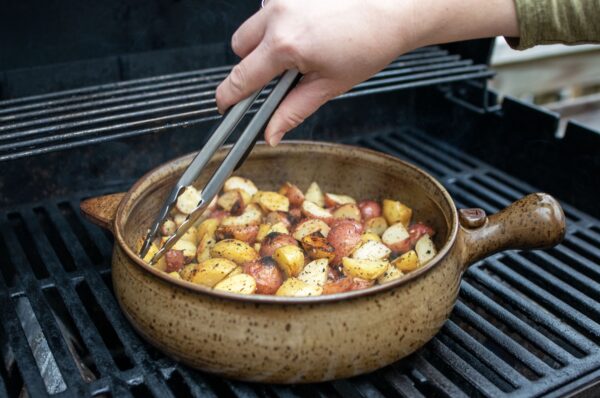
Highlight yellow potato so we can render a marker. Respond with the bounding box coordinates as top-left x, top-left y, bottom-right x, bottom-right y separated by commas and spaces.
342, 257, 389, 280
377, 265, 404, 284
301, 234, 335, 261
292, 219, 330, 240
196, 218, 220, 241
168, 271, 182, 280
391, 250, 420, 272
185, 258, 238, 287
276, 278, 323, 297
273, 245, 305, 277
364, 216, 388, 236
360, 232, 382, 243
196, 234, 216, 262
256, 222, 289, 242
141, 243, 167, 271
210, 239, 259, 265
224, 176, 258, 197
214, 274, 257, 294
252, 191, 290, 212
180, 226, 198, 245
382, 199, 412, 227
298, 259, 329, 287
228, 266, 244, 277
304, 182, 325, 207
332, 204, 362, 221
415, 234, 437, 264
